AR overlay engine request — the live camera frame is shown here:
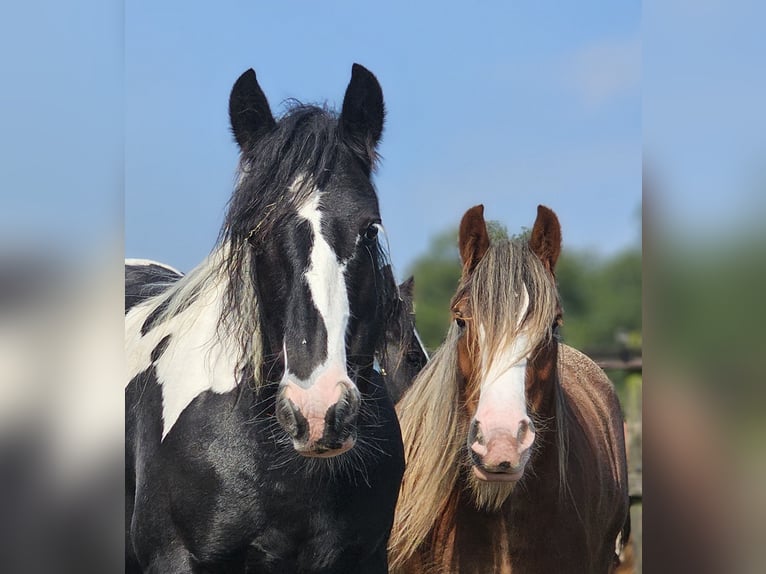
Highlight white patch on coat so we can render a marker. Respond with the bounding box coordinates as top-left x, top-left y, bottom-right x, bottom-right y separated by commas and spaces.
125, 261, 239, 440
124, 258, 182, 276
